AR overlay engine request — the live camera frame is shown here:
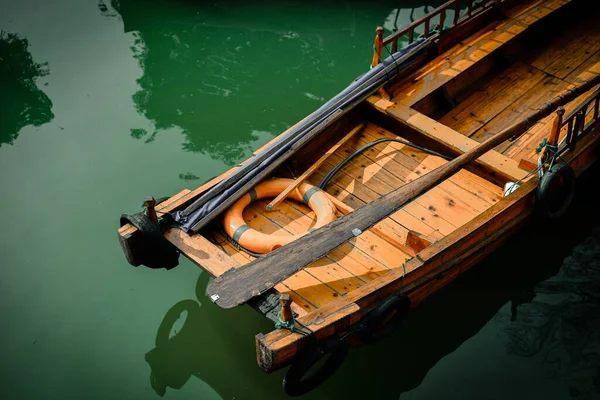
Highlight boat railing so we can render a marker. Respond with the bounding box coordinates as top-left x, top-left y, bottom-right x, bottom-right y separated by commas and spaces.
560, 88, 600, 150
543, 87, 600, 158
371, 0, 509, 67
